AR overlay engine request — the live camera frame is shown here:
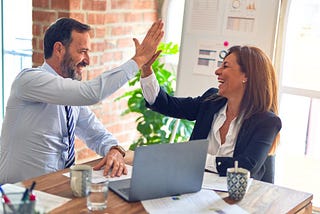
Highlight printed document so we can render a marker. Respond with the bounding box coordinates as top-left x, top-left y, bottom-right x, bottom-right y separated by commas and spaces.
142, 189, 249, 214
63, 164, 132, 183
